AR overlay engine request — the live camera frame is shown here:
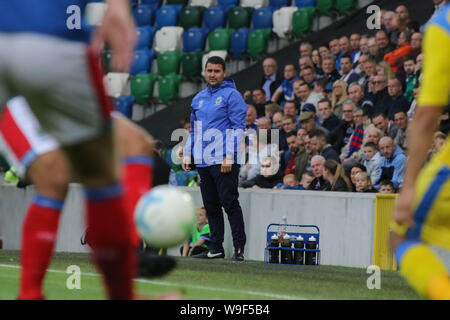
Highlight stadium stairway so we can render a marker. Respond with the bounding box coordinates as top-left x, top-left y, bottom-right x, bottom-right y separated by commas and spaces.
137, 0, 433, 147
